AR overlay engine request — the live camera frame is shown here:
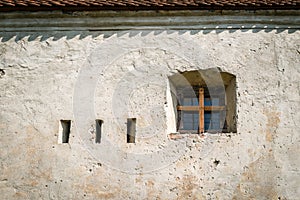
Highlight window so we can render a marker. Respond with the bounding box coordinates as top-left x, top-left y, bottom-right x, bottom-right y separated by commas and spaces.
177, 86, 226, 133
169, 70, 237, 134
95, 119, 103, 143
58, 120, 71, 143
127, 118, 136, 143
